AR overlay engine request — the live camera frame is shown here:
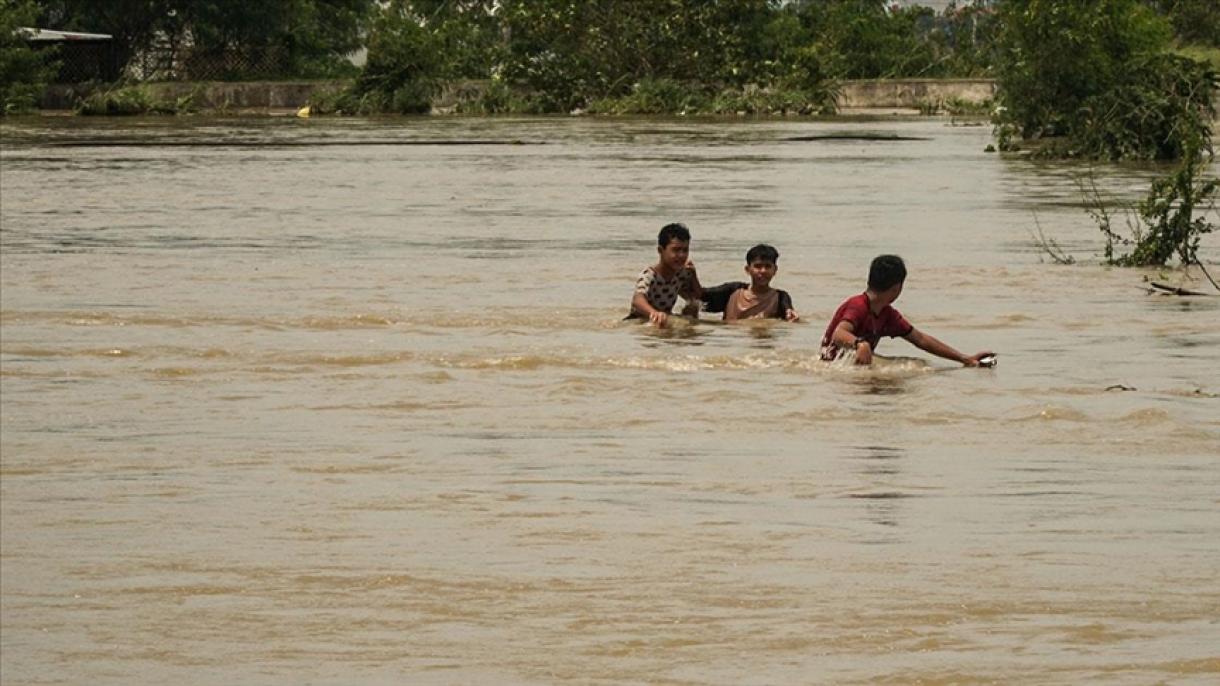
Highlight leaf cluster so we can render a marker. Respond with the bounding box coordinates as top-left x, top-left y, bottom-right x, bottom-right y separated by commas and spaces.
1069, 53, 1216, 161
1, 0, 56, 115
993, 0, 1173, 140
346, 0, 1001, 115
35, 0, 373, 80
